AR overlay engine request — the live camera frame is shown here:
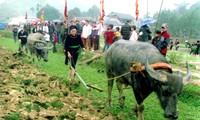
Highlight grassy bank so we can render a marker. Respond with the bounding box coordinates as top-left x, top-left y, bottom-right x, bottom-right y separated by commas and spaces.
0, 33, 200, 120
